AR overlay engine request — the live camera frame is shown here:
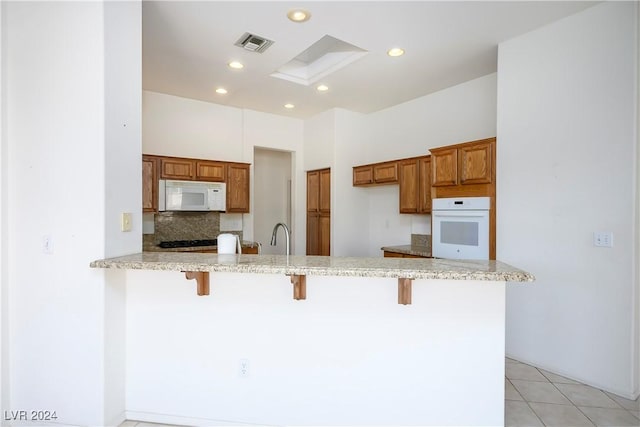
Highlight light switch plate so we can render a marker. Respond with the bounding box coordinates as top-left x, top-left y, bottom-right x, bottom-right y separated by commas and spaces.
121, 212, 132, 232
593, 231, 613, 247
